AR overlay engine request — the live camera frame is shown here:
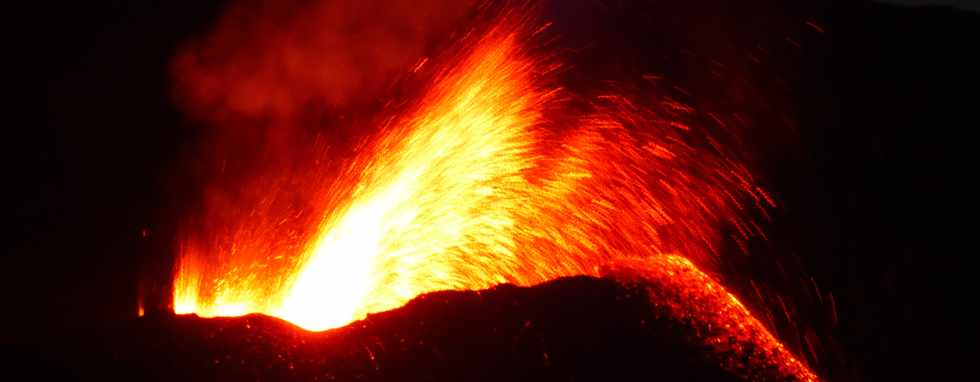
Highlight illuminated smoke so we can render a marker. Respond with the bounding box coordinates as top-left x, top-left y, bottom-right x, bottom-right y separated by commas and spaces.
171, 2, 815, 380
